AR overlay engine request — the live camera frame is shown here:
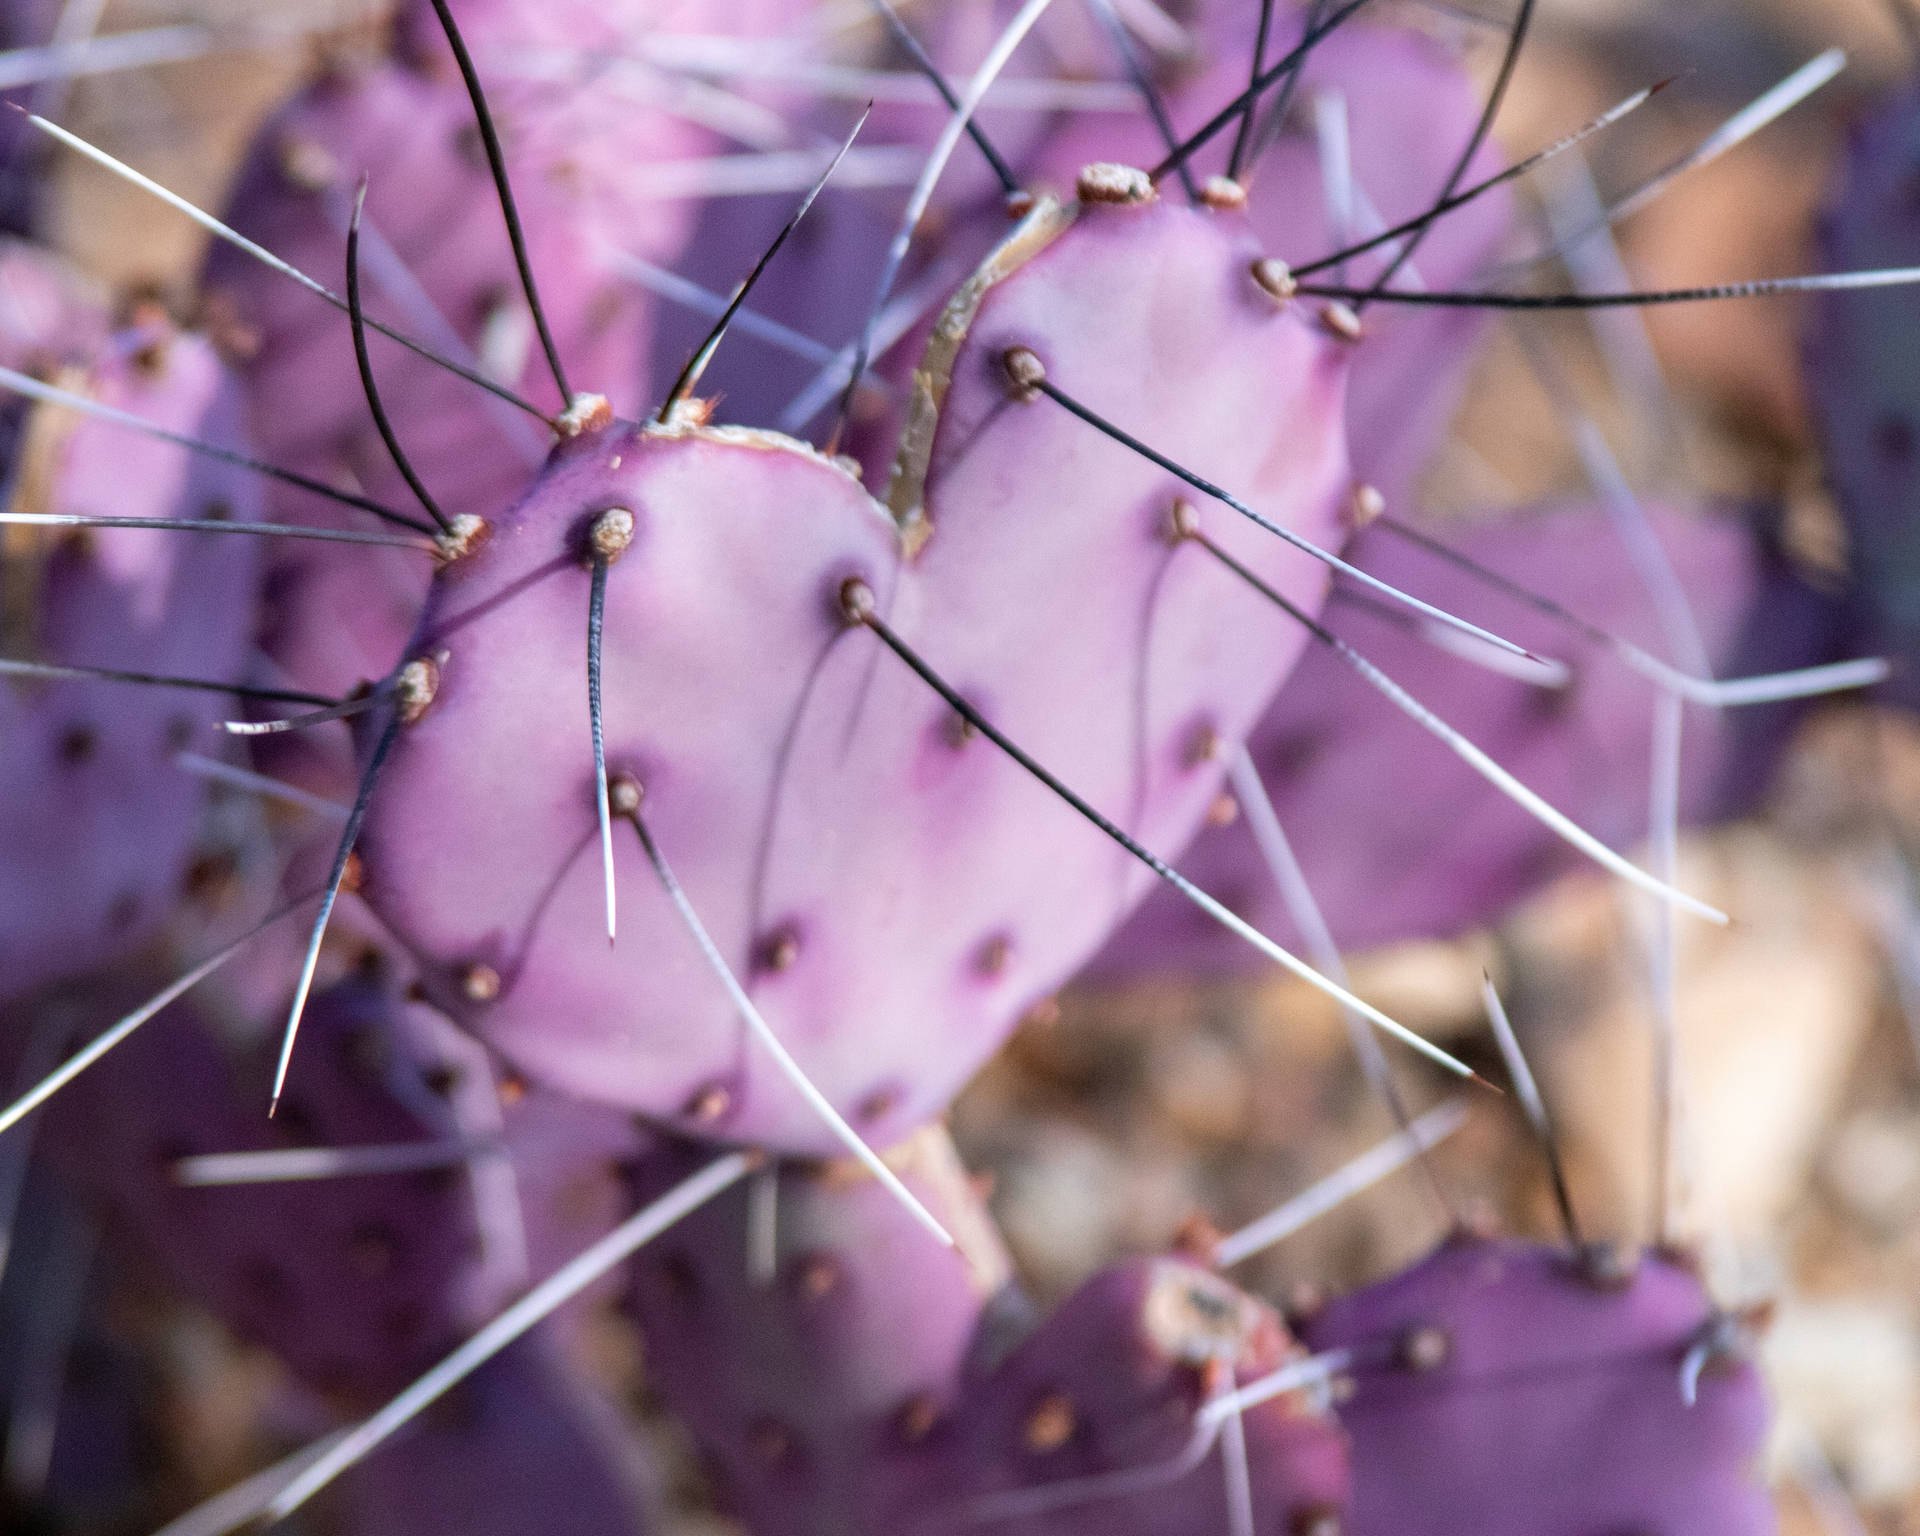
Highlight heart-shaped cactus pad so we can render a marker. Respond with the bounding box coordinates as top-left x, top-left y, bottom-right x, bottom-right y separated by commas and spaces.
354, 188, 1351, 1154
